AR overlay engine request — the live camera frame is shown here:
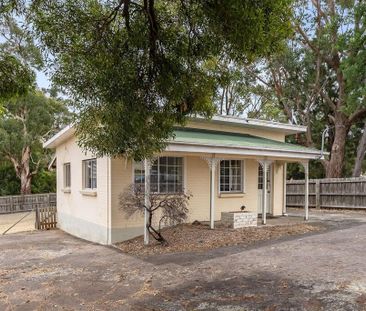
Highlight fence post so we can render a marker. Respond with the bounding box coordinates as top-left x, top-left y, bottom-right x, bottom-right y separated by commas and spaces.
35, 207, 39, 230
315, 180, 321, 209
10, 196, 13, 213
